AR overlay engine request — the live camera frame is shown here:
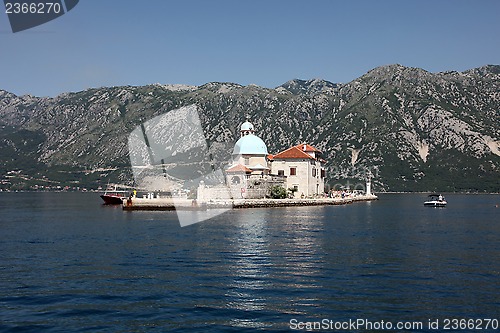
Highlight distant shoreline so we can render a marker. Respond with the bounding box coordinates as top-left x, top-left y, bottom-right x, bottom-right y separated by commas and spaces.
381, 191, 500, 195
0, 190, 498, 195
